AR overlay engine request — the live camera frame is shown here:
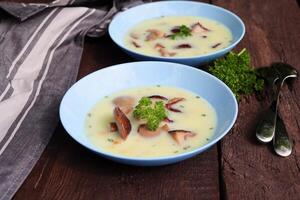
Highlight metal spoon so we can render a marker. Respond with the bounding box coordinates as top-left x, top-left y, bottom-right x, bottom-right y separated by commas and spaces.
256, 67, 280, 143
256, 63, 297, 143
273, 114, 292, 157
